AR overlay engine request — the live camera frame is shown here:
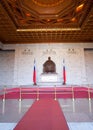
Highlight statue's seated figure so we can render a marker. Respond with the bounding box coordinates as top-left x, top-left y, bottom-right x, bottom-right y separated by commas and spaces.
43, 57, 56, 73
